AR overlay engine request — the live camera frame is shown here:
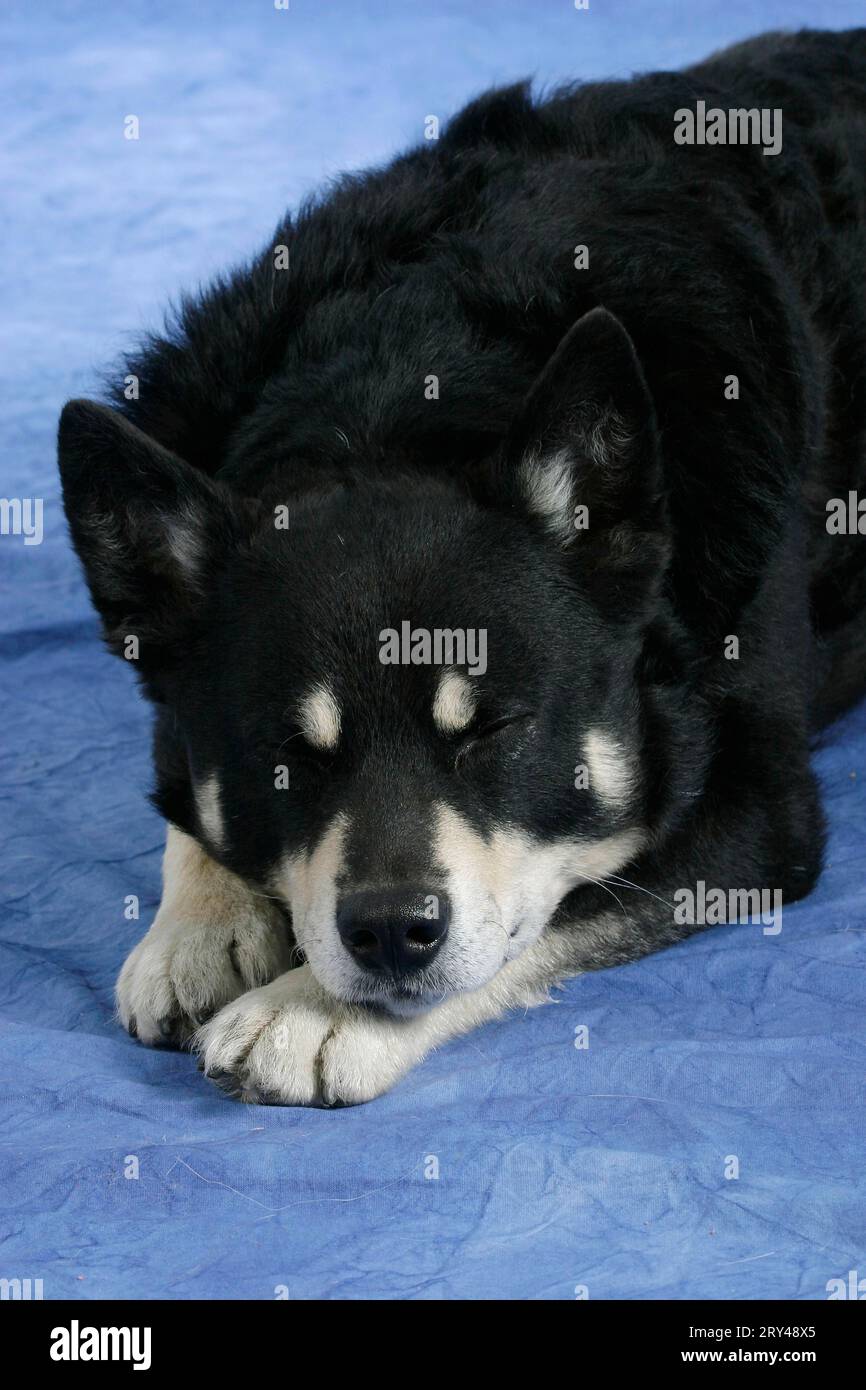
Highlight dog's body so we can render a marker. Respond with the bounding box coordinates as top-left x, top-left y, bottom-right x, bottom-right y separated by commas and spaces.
59, 29, 866, 1103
